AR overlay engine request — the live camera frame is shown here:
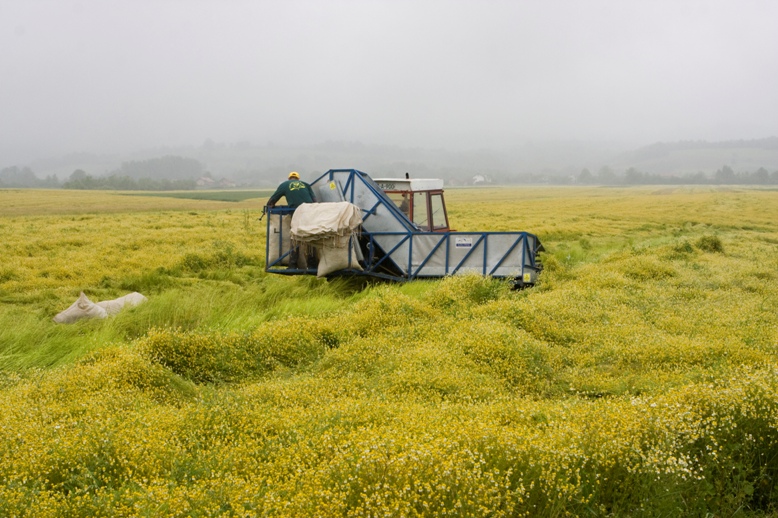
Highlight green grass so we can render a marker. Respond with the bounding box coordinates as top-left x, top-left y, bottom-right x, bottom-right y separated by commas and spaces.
2, 187, 778, 516
0, 274, 360, 370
